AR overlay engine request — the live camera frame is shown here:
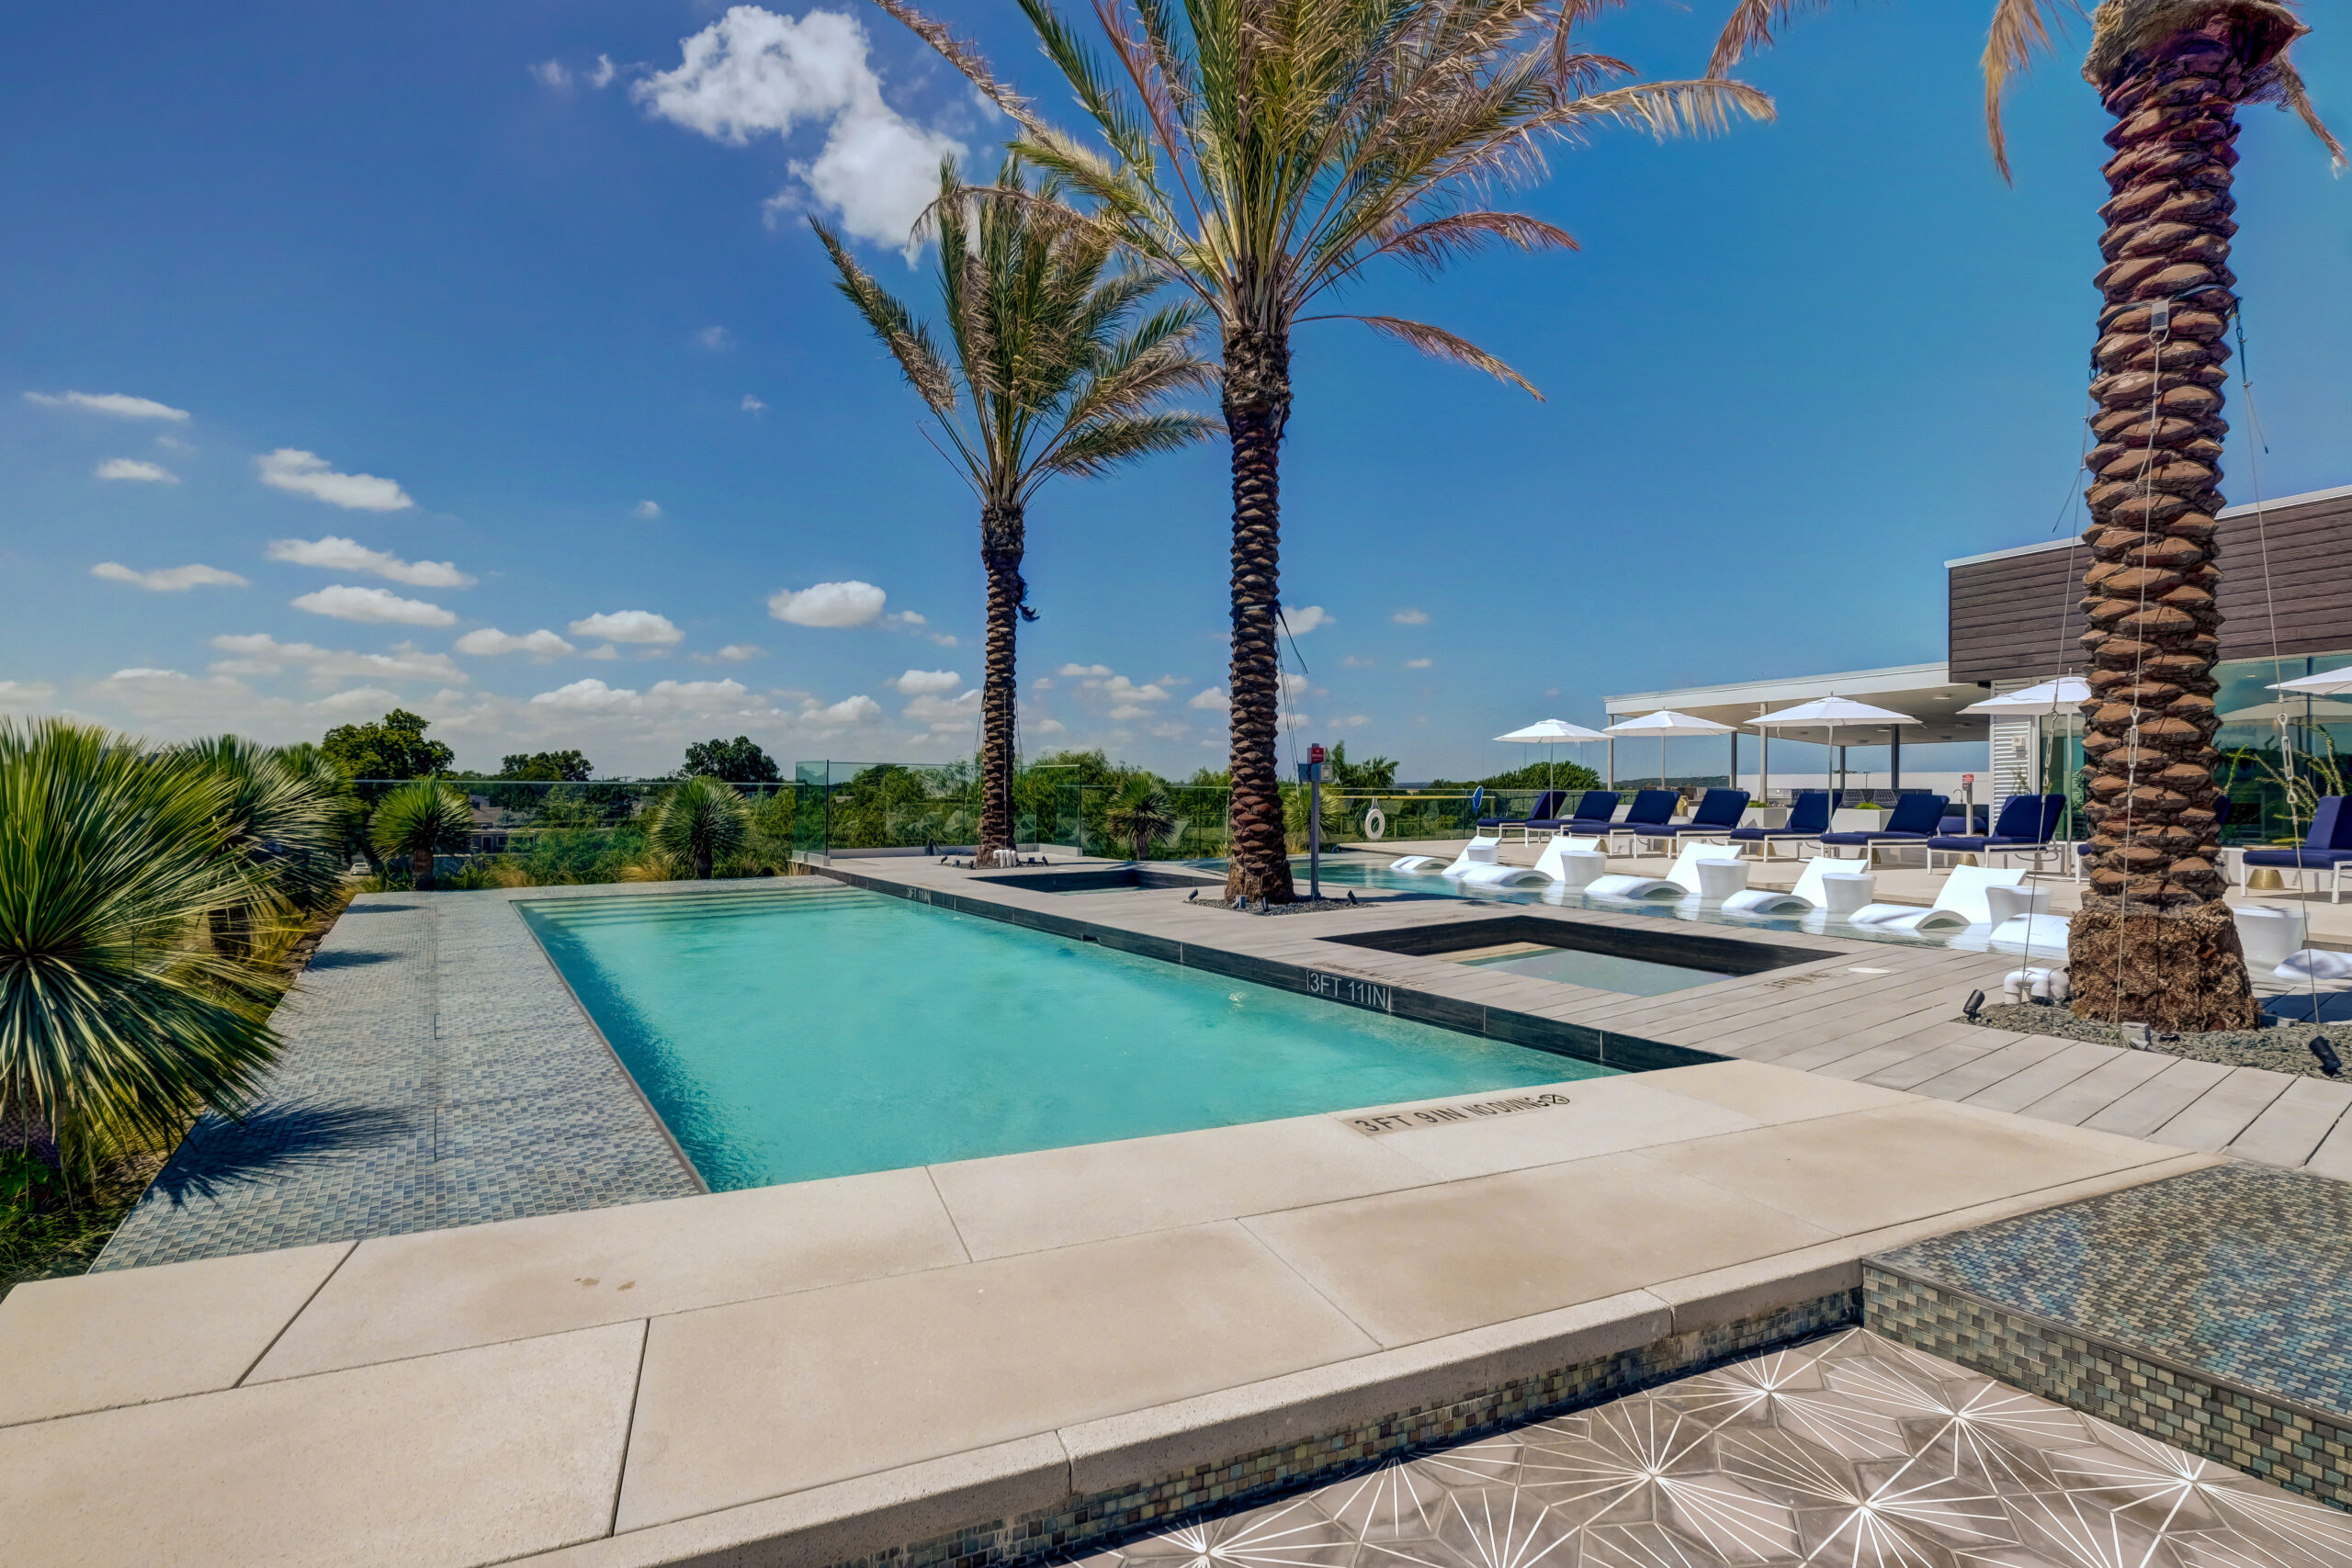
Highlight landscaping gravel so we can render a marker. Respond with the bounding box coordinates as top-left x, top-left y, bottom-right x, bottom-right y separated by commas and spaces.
1965, 1000, 2349, 1082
